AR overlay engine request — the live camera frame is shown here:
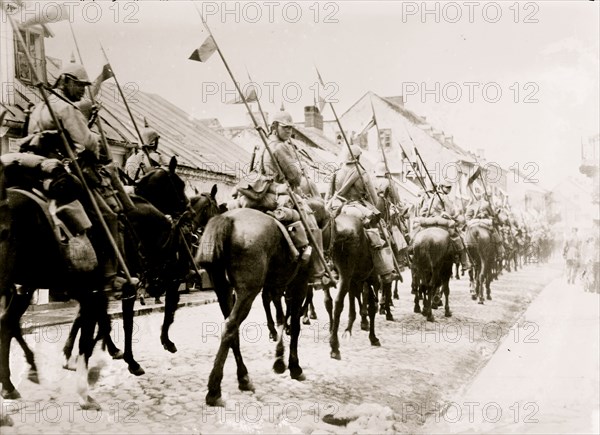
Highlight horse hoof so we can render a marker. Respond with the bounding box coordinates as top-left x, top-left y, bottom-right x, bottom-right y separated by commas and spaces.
478, 301, 484, 305
139, 296, 146, 306
273, 359, 287, 374
0, 415, 13, 427
427, 315, 435, 322
471, 294, 477, 301
63, 362, 77, 371
1, 388, 21, 400
360, 321, 369, 331
28, 370, 40, 384
238, 377, 255, 392
445, 311, 452, 318
487, 295, 492, 301
379, 307, 385, 315
269, 332, 278, 342
309, 312, 317, 320
414, 306, 421, 314
386, 313, 394, 321
80, 396, 101, 411
128, 364, 145, 376
290, 369, 306, 381
162, 342, 178, 353
371, 338, 381, 347
342, 330, 352, 339
302, 317, 310, 325
330, 350, 341, 360
109, 349, 124, 360
206, 394, 225, 407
